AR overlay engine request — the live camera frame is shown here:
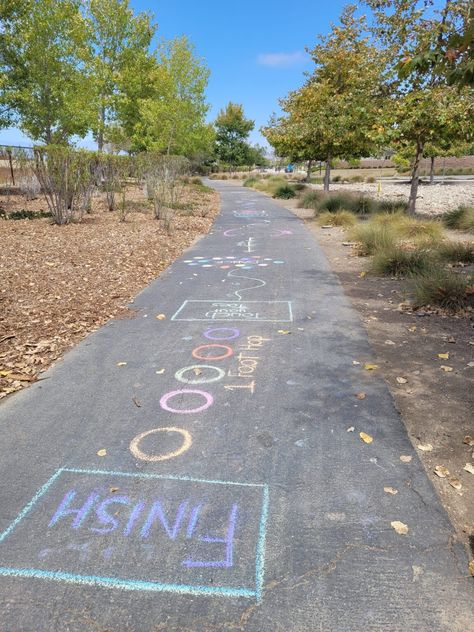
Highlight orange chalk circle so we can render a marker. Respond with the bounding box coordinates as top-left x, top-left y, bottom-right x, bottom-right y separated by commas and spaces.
191, 344, 234, 361
130, 427, 192, 462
